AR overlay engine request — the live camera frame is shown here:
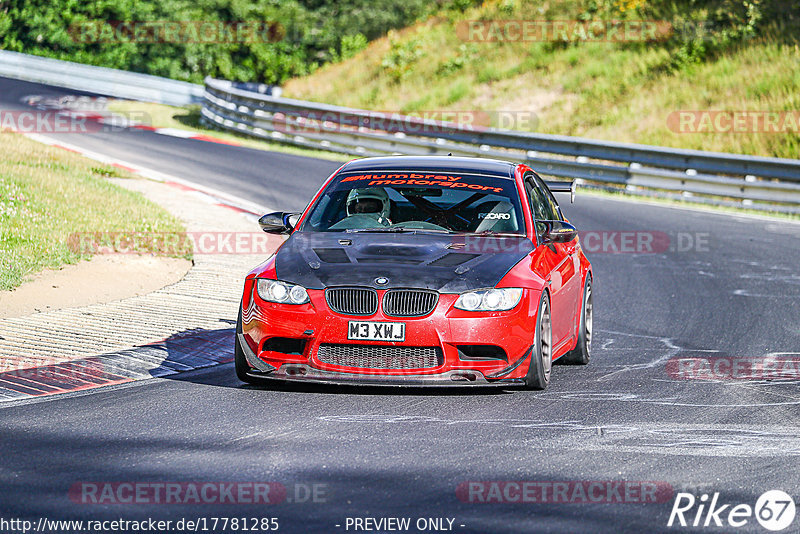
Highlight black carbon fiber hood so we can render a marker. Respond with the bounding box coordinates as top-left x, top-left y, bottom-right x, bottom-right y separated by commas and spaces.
274, 231, 533, 293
